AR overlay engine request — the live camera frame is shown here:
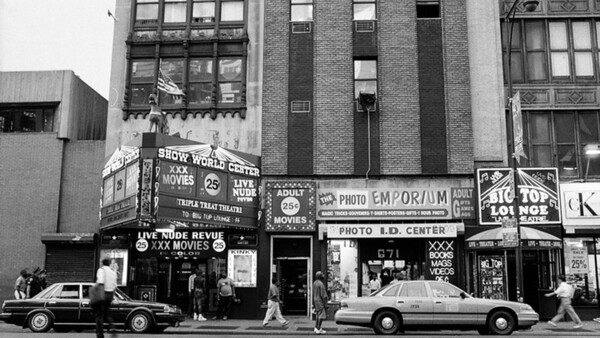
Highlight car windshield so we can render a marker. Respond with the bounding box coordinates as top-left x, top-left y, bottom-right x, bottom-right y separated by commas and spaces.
32, 284, 60, 299
371, 282, 403, 296
114, 288, 131, 301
